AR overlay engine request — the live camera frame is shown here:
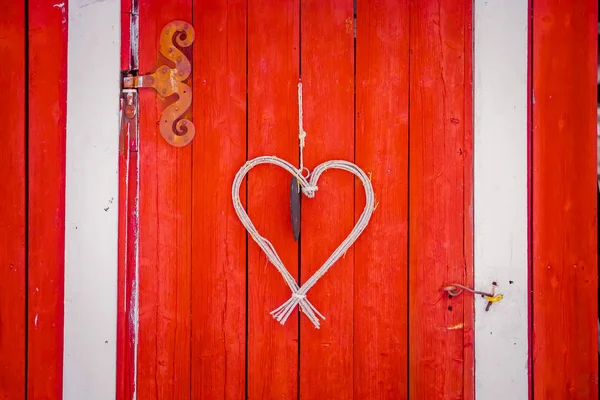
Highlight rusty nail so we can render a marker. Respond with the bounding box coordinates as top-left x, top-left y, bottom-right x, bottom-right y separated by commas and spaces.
177, 57, 182, 63
181, 120, 187, 126
162, 67, 168, 74
184, 24, 188, 29
168, 47, 174, 53
162, 89, 167, 95
485, 301, 493, 312
125, 105, 135, 119
165, 29, 170, 35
